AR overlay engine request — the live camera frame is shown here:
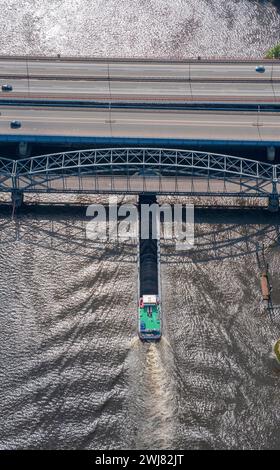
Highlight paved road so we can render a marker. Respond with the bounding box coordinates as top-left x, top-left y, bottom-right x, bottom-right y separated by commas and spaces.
1, 59, 280, 102
1, 78, 280, 102
0, 59, 279, 80
1, 106, 279, 142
